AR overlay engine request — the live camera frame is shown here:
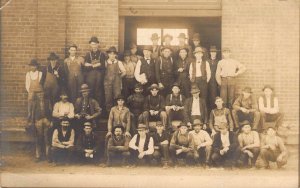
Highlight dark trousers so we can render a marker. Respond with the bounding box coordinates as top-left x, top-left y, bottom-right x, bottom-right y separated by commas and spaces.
232, 110, 261, 130
131, 113, 143, 136
166, 109, 184, 128
160, 76, 175, 97
169, 145, 194, 164
129, 148, 154, 165
207, 79, 219, 113
85, 70, 105, 109
122, 77, 137, 100
194, 146, 212, 164
107, 150, 130, 165
141, 111, 167, 128
260, 112, 283, 131
211, 147, 240, 167
154, 144, 170, 164
35, 118, 51, 159
51, 146, 75, 164
192, 77, 208, 102
76, 150, 99, 163
177, 75, 191, 98
67, 74, 83, 104
220, 77, 235, 108
239, 147, 260, 167
260, 148, 288, 168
